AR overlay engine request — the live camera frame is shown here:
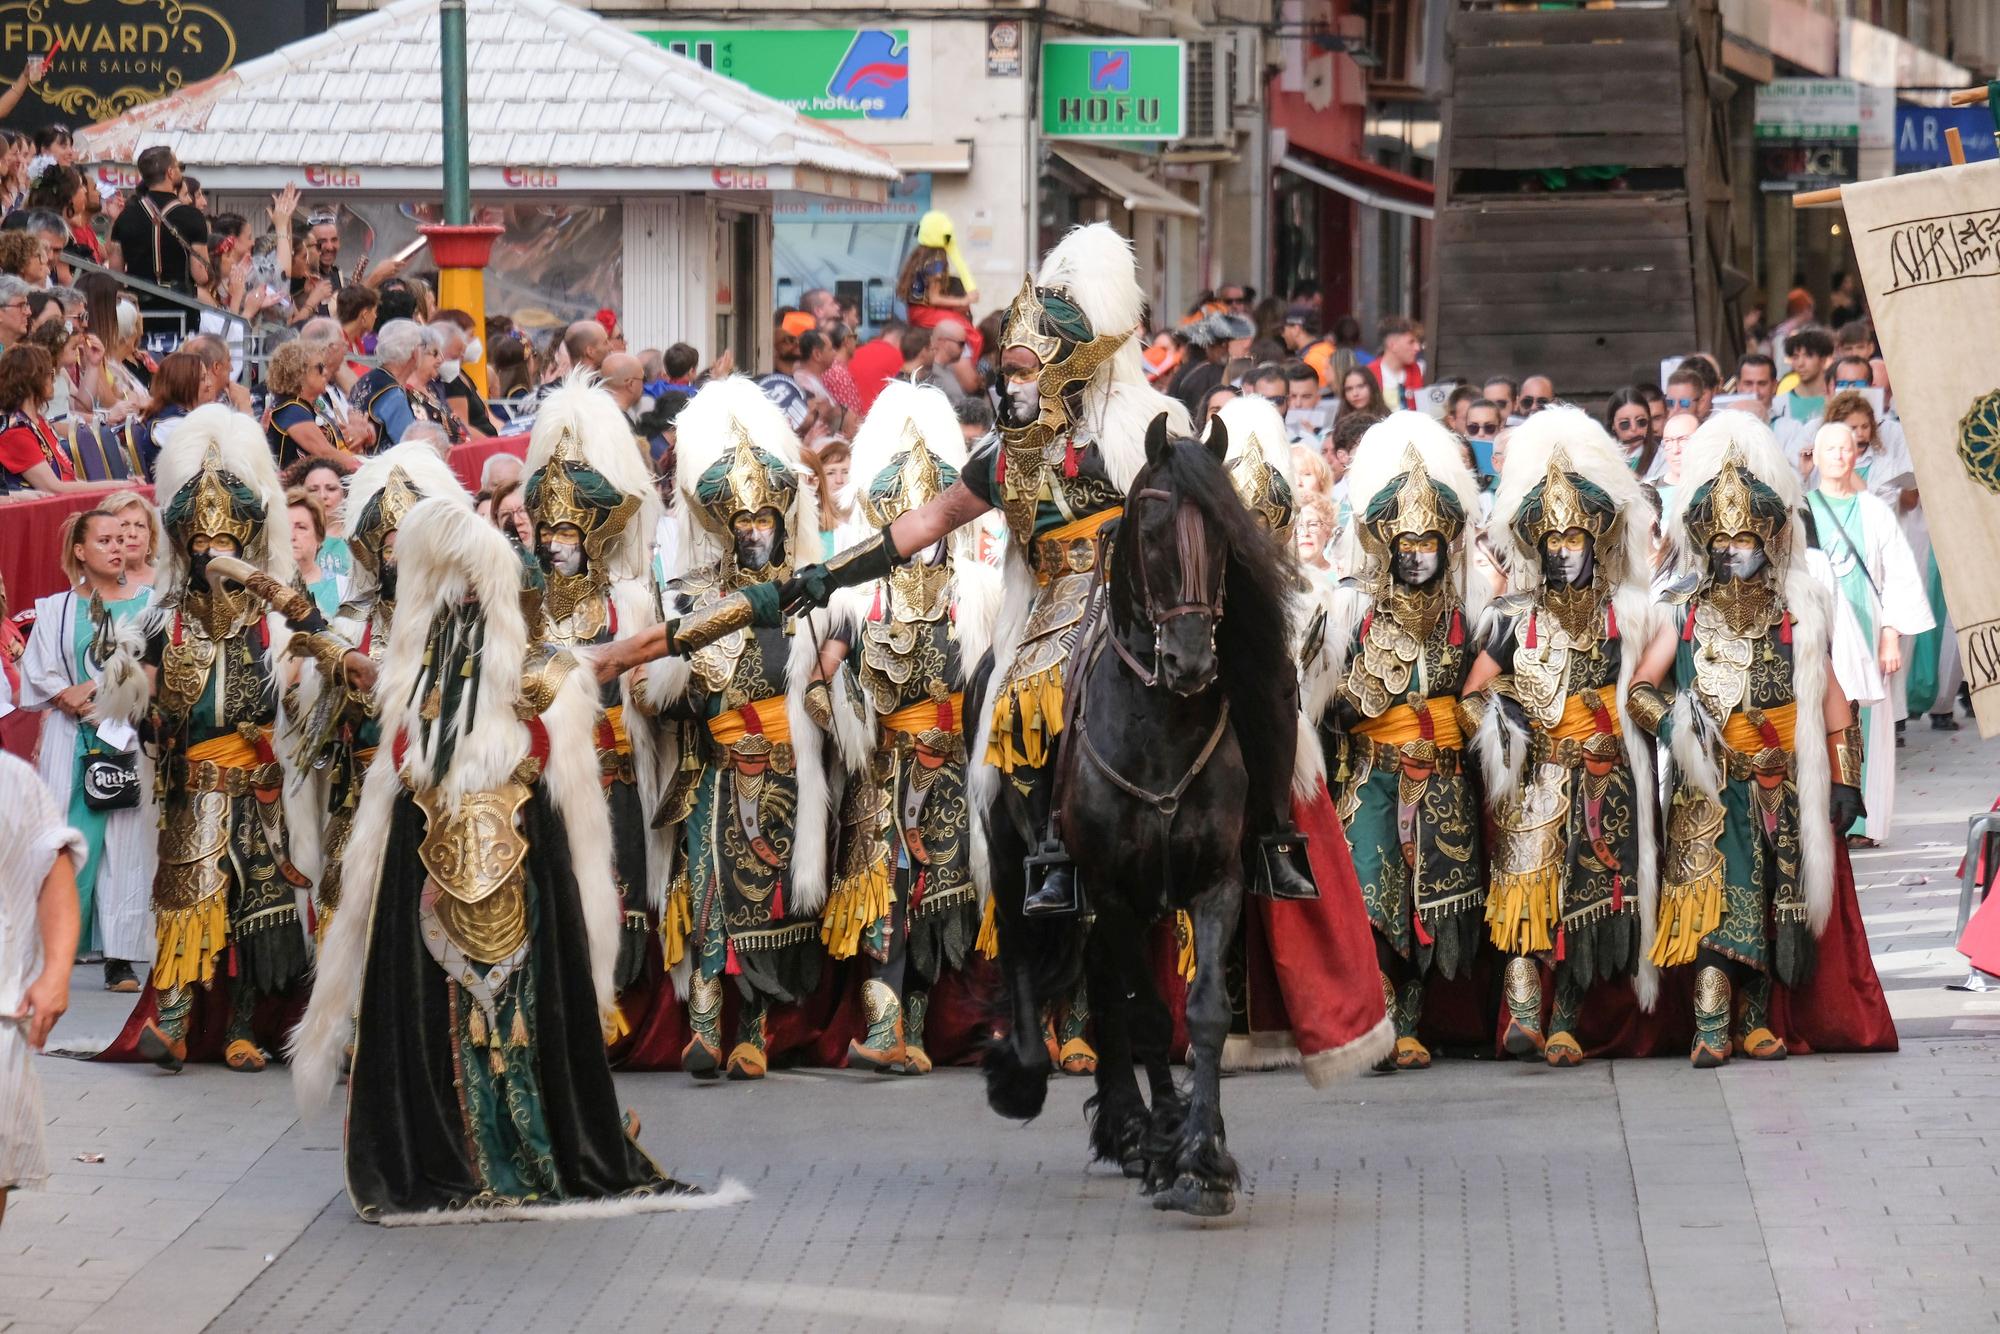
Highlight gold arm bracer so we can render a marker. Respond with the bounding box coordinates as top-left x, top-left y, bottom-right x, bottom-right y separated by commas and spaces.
666, 593, 755, 655
1626, 681, 1670, 737
1830, 718, 1864, 788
